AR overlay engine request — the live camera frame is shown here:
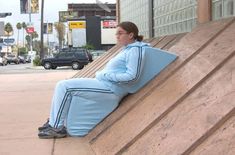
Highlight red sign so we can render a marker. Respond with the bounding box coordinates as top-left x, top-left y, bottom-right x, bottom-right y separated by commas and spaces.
26, 27, 34, 34
103, 20, 117, 28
